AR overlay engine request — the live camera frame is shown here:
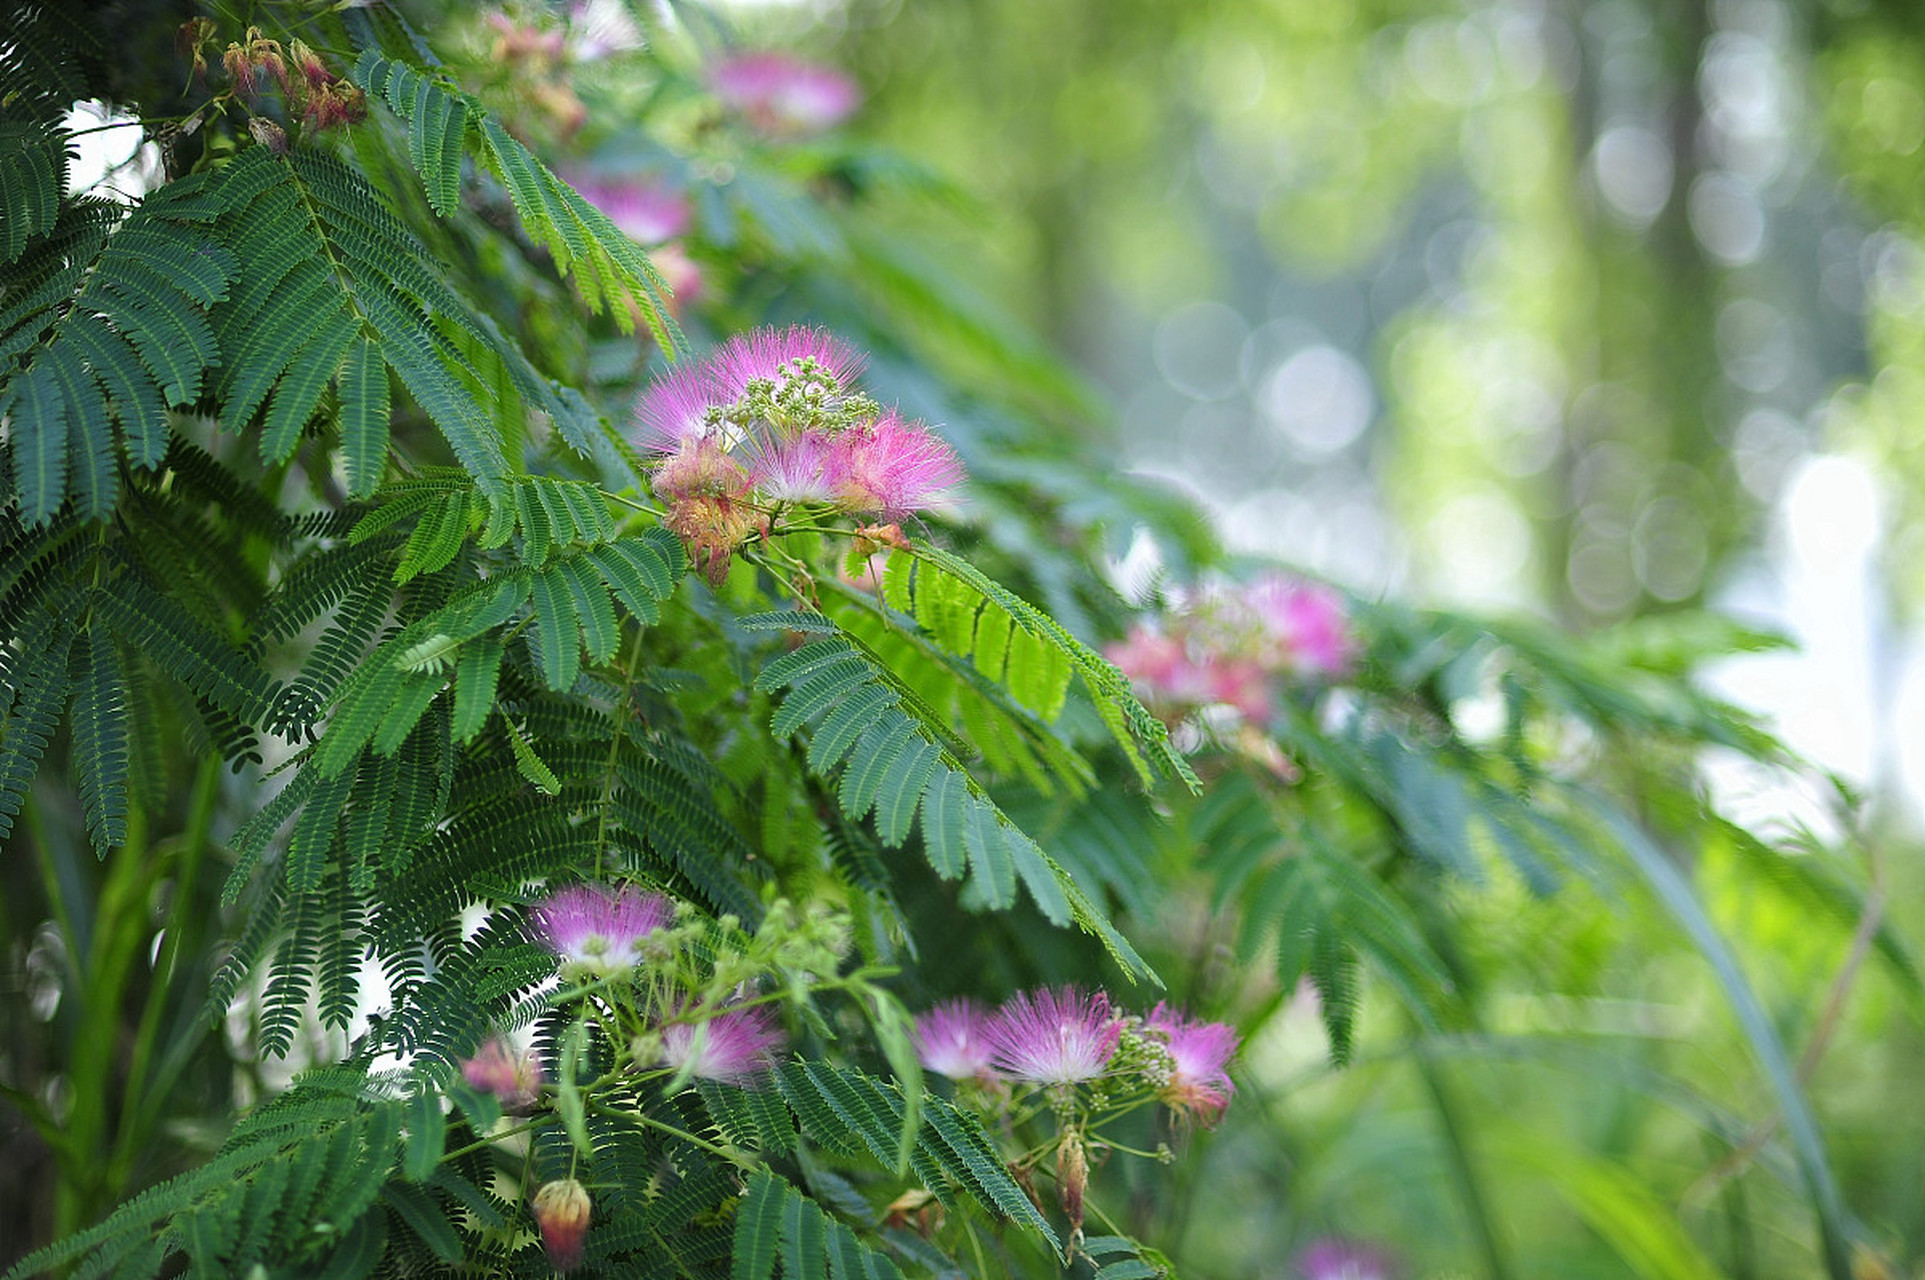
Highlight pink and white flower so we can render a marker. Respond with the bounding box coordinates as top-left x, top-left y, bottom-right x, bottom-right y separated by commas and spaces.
914, 998, 998, 1081
634, 359, 725, 455
1247, 575, 1357, 678
1144, 1003, 1238, 1124
840, 411, 965, 517
750, 430, 850, 504
532, 883, 674, 976
659, 1005, 785, 1086
985, 986, 1120, 1085
710, 52, 860, 135
710, 324, 867, 406
460, 1036, 546, 1109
